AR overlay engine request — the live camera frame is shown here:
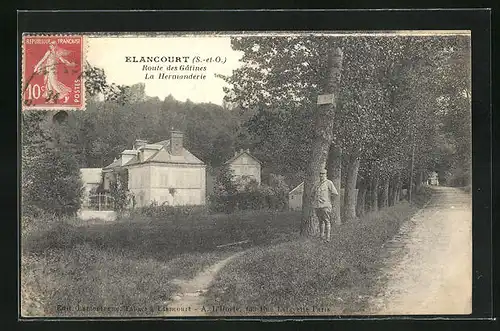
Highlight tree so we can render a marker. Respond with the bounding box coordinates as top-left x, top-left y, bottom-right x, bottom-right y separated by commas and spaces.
109, 169, 130, 211
268, 173, 290, 211
209, 165, 239, 213
301, 44, 343, 235
21, 62, 131, 216
221, 36, 328, 179
221, 33, 471, 227
220, 36, 346, 235
22, 112, 84, 216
